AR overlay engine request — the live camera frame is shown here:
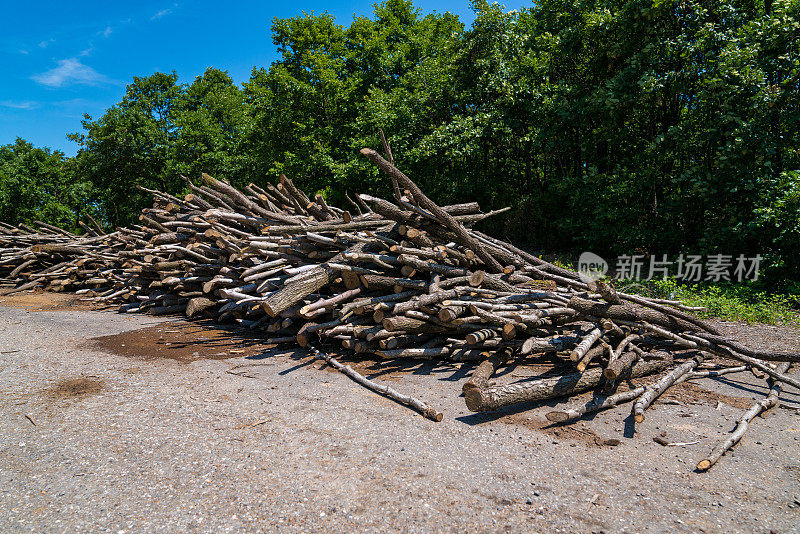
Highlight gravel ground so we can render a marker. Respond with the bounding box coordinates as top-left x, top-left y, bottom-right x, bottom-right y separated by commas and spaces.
1, 295, 799, 533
